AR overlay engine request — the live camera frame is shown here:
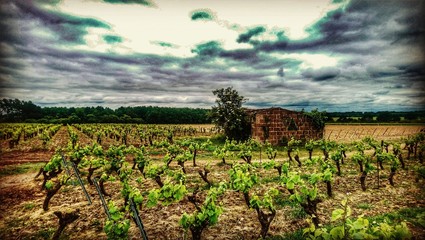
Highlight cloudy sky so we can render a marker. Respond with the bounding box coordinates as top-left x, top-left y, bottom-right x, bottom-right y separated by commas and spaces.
0, 0, 424, 112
